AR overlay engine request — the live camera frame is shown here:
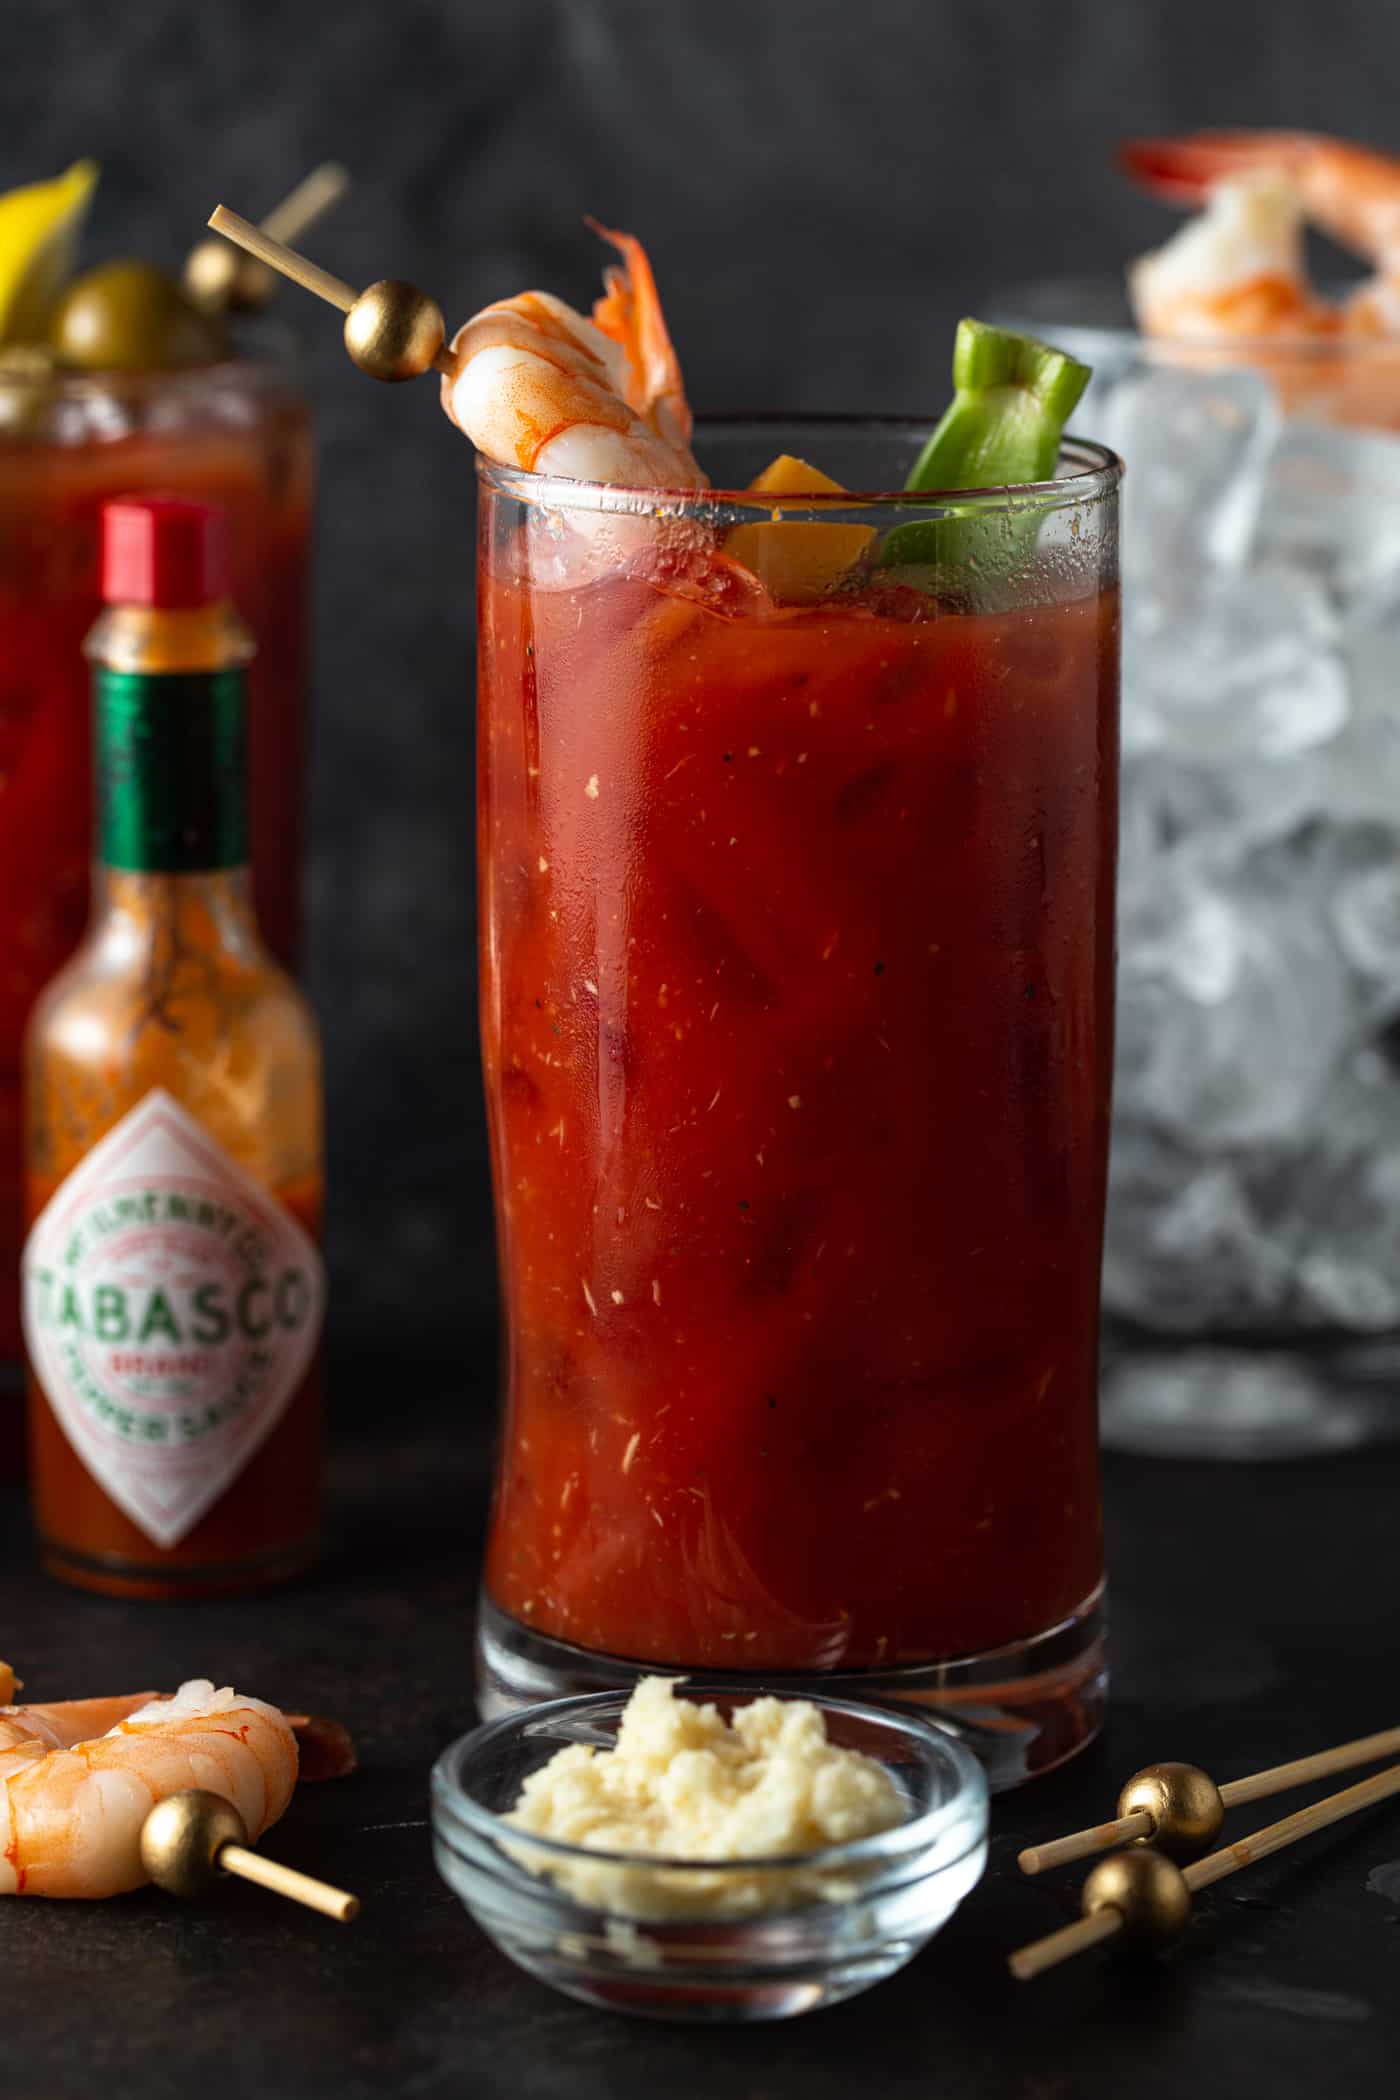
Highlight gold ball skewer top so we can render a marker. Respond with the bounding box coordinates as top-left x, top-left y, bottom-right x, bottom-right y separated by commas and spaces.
183, 237, 280, 315
139, 1787, 360, 1921
206, 209, 456, 384
140, 1788, 247, 1899
1012, 1753, 1400, 1981
1081, 1848, 1192, 1952
343, 280, 446, 382
1118, 1761, 1225, 1862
